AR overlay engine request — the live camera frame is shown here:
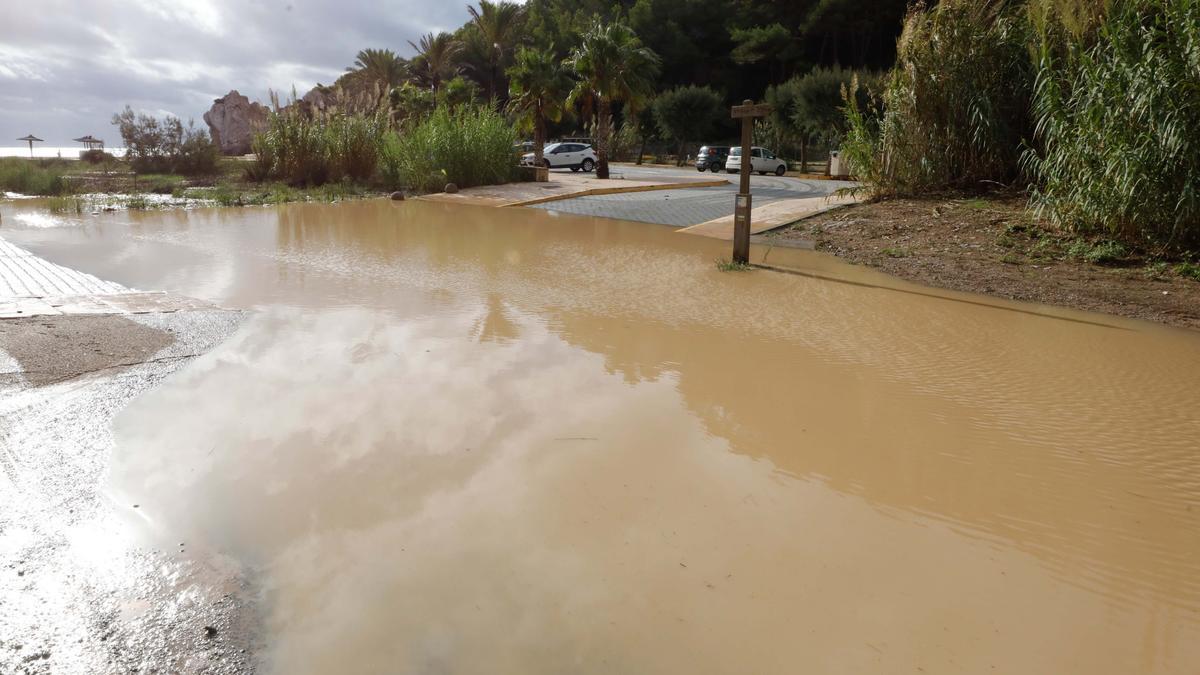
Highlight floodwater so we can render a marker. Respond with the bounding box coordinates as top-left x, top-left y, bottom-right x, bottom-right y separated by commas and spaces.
2, 198, 1199, 673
